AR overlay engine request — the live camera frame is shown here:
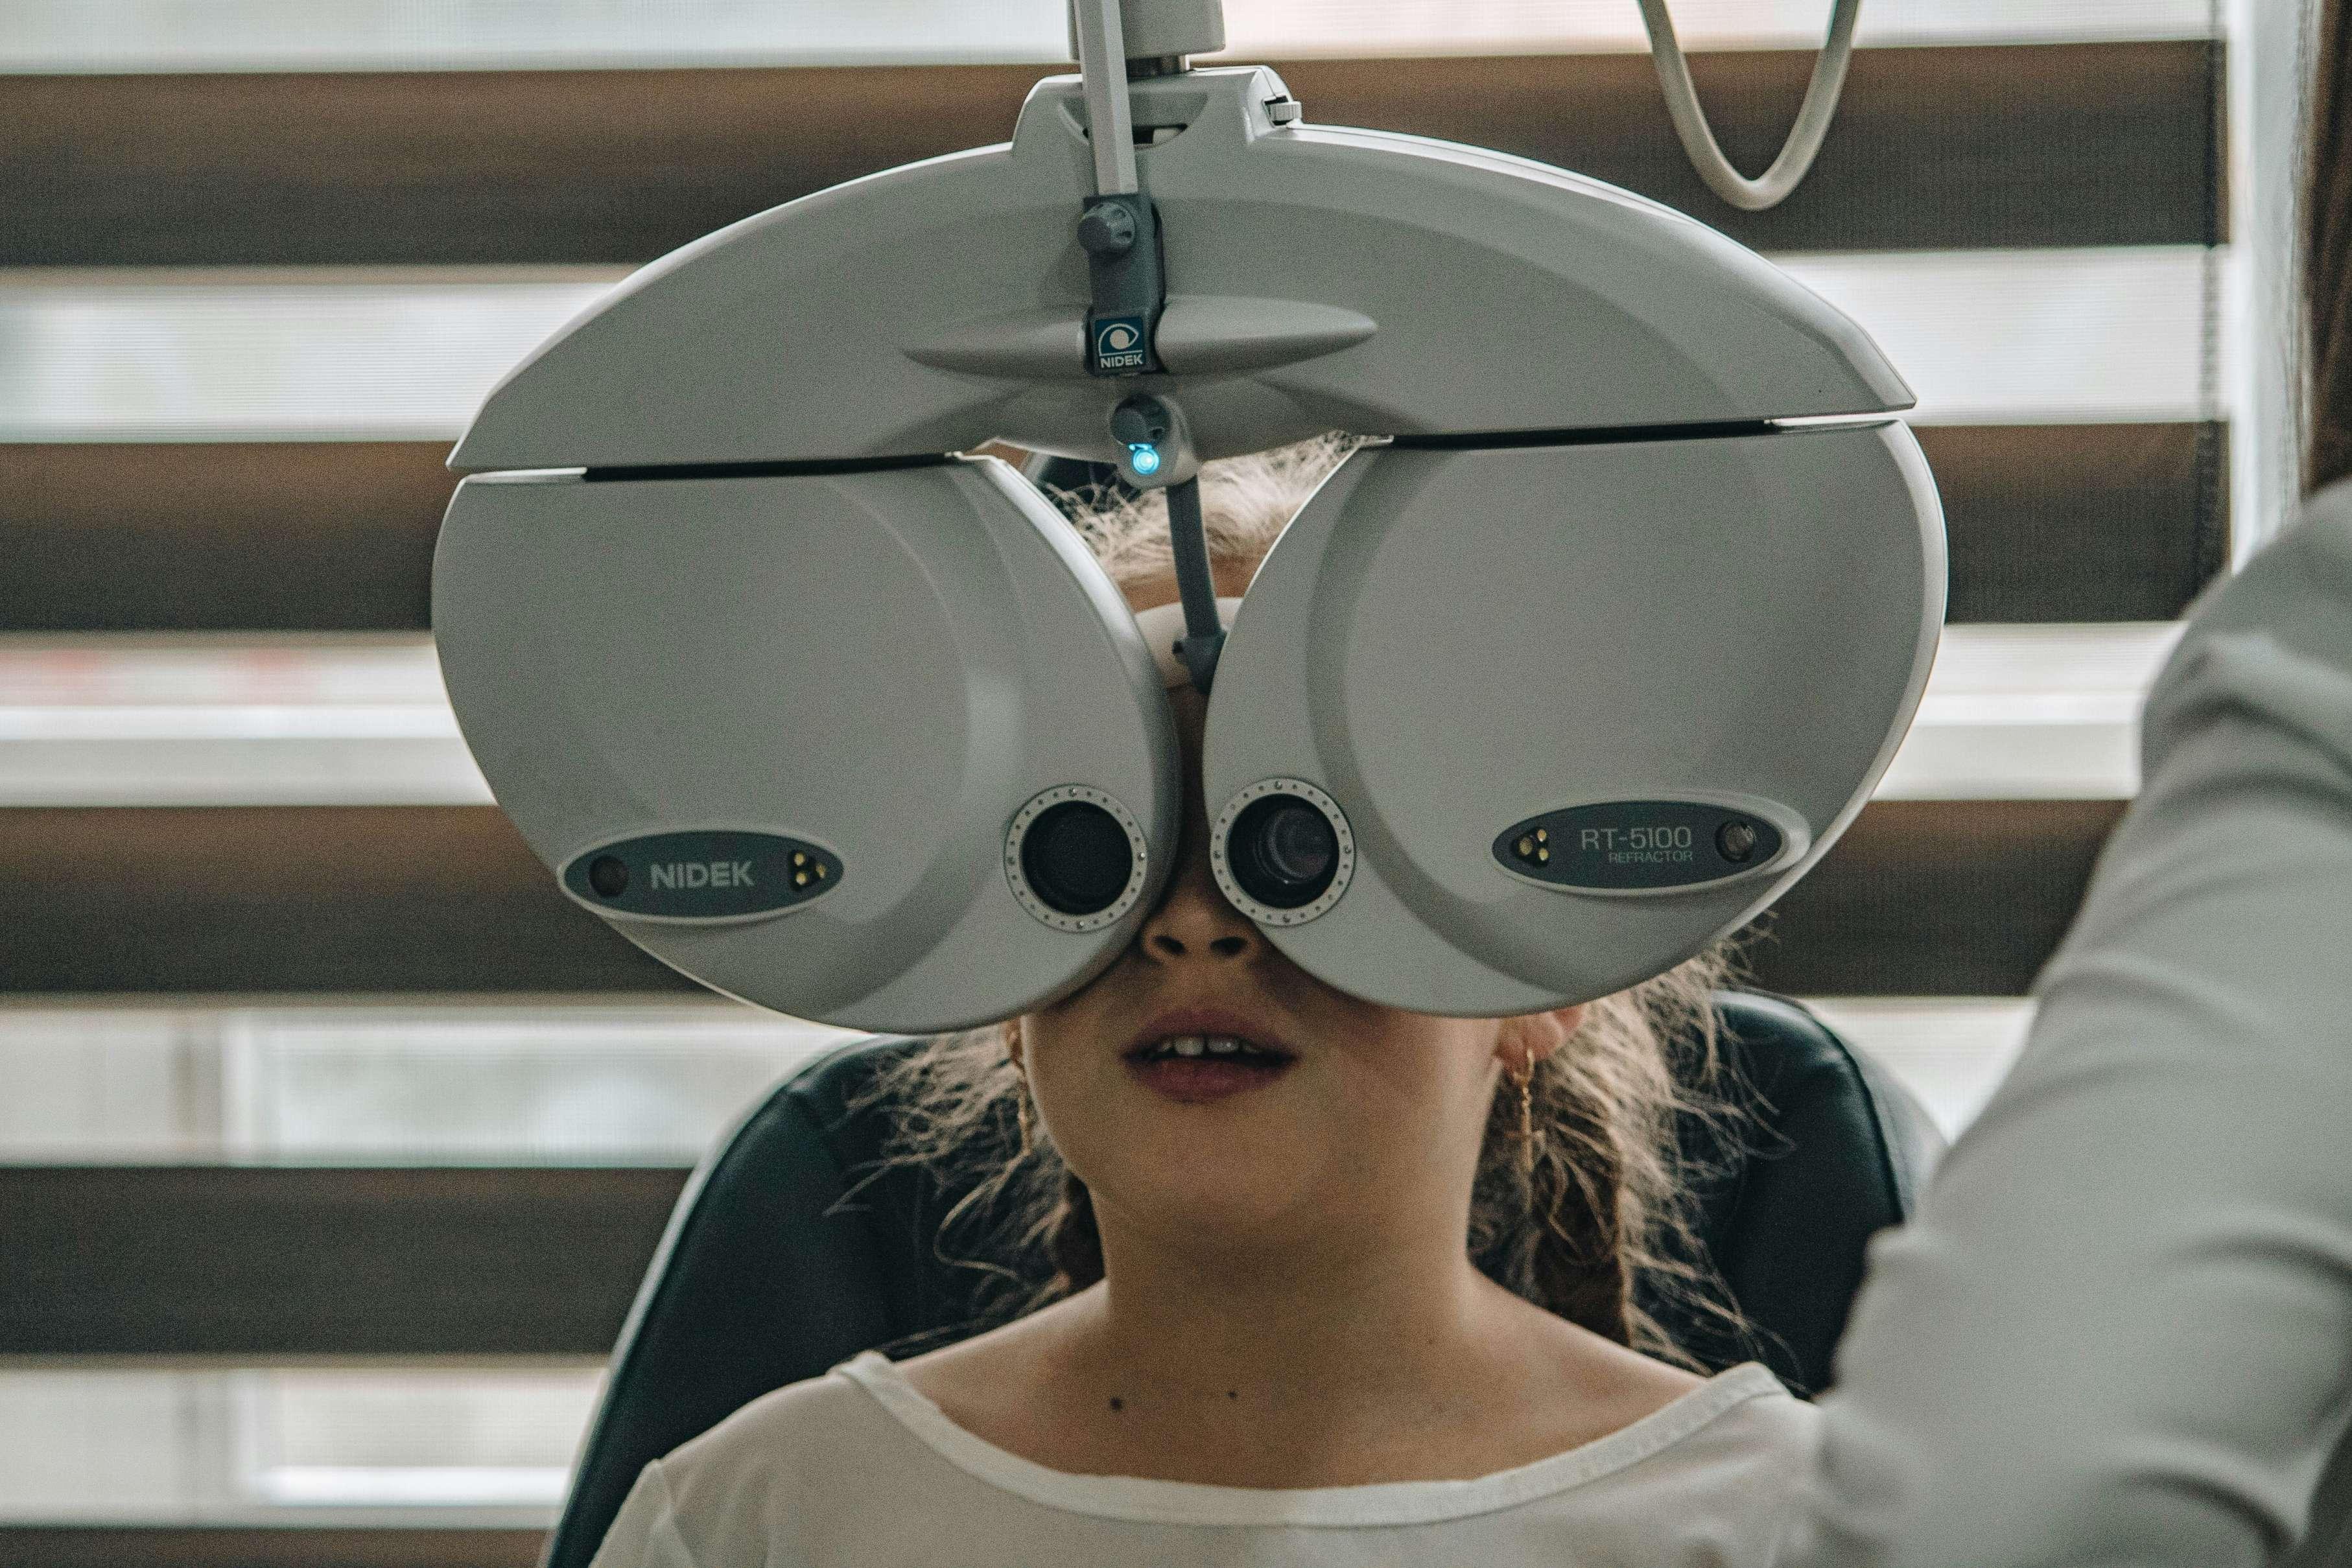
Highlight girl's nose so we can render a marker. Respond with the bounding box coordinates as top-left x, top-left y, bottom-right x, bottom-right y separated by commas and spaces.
1138, 818, 1262, 965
